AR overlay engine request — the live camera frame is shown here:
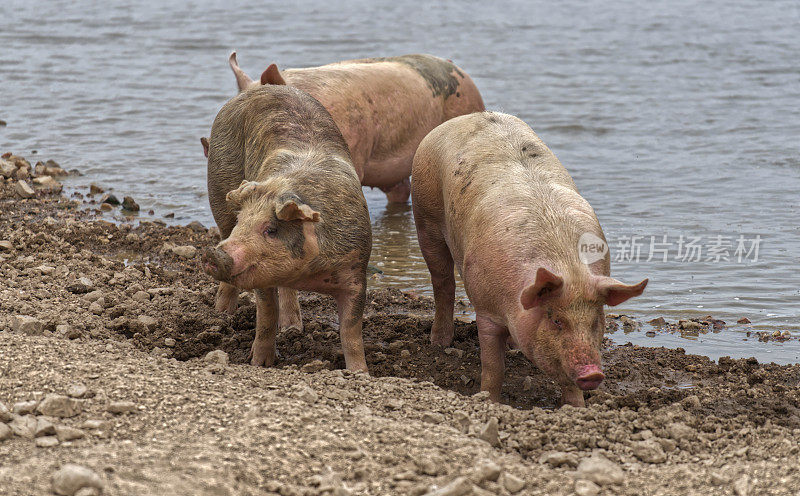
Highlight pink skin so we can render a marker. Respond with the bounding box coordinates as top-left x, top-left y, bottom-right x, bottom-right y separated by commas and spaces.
228, 52, 485, 203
